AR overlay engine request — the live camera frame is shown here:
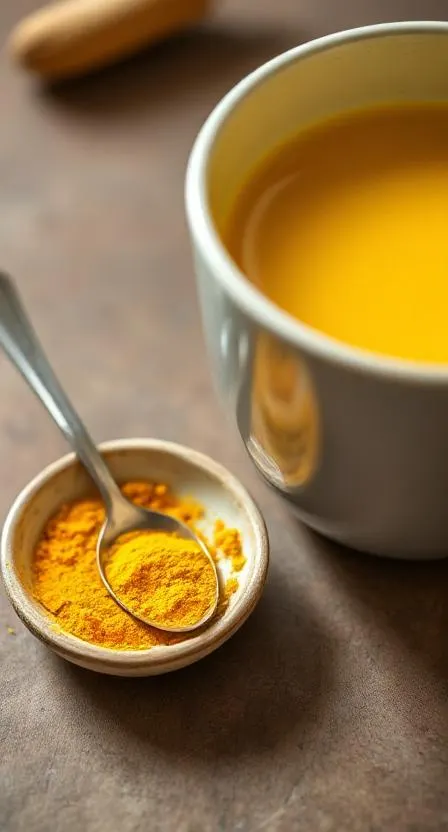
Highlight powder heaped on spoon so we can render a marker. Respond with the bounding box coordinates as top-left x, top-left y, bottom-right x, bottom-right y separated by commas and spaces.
105, 530, 218, 629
